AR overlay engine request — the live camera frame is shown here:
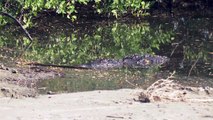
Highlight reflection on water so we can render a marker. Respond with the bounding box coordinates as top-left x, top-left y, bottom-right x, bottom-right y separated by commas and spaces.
38, 68, 166, 94
0, 15, 212, 93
